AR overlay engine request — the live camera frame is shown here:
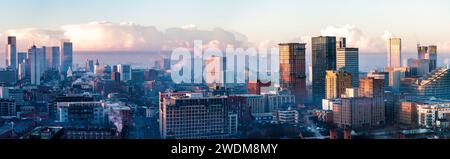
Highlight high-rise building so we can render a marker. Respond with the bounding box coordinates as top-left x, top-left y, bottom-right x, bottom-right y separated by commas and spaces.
415, 68, 450, 100
387, 38, 402, 68
337, 47, 359, 87
325, 70, 352, 99
17, 52, 27, 65
279, 43, 307, 104
159, 92, 236, 139
336, 37, 347, 49
163, 58, 171, 70
418, 44, 438, 72
86, 59, 94, 72
407, 58, 429, 77
360, 76, 386, 126
386, 67, 407, 93
428, 45, 437, 71
60, 40, 73, 74
45, 46, 60, 70
117, 64, 132, 81
6, 36, 17, 69
29, 45, 41, 85
312, 36, 336, 105
368, 71, 390, 91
